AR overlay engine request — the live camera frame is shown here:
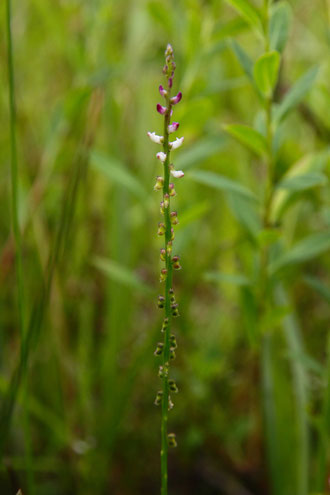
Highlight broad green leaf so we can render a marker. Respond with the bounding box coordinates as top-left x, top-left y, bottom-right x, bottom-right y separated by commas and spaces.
225, 0, 262, 34
93, 257, 153, 295
188, 169, 257, 201
271, 150, 330, 221
223, 124, 268, 156
204, 271, 250, 287
277, 172, 327, 192
231, 40, 255, 84
91, 150, 147, 201
269, 231, 330, 275
253, 51, 280, 98
270, 1, 292, 53
274, 66, 319, 123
